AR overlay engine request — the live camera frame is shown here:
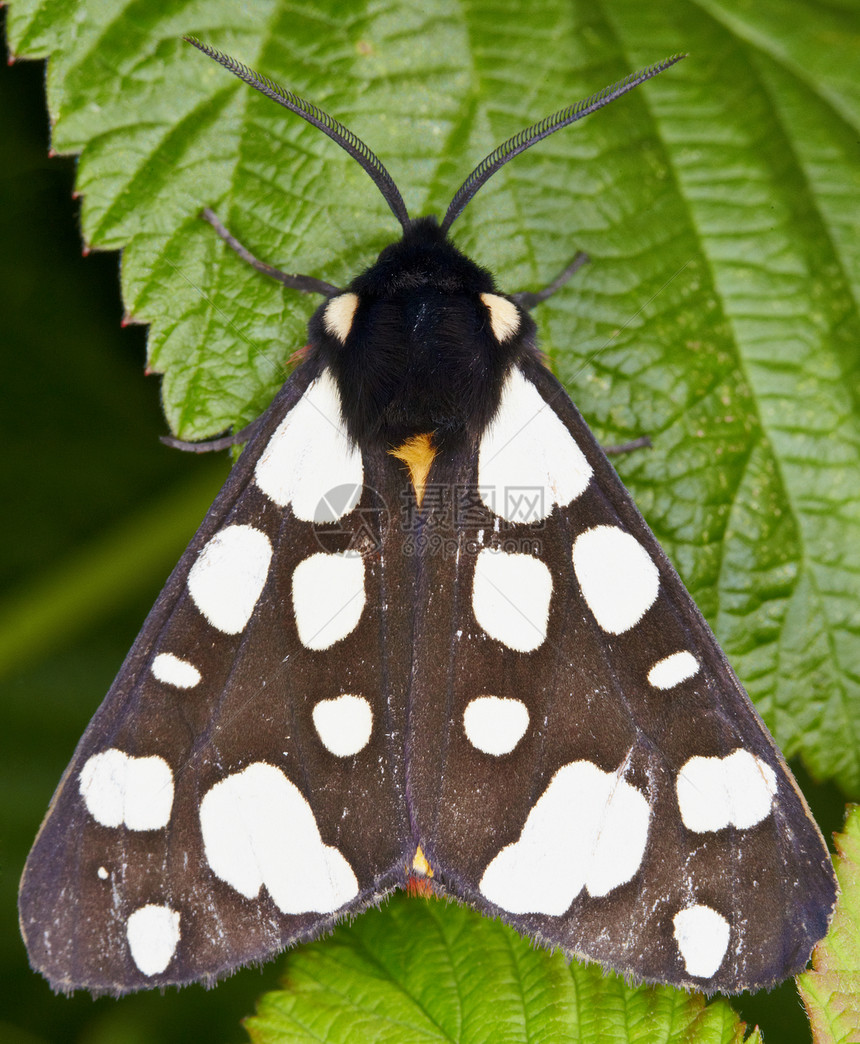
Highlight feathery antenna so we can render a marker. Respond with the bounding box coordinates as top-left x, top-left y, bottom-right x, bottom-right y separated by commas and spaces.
185, 37, 411, 231
186, 40, 684, 239
441, 54, 685, 233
